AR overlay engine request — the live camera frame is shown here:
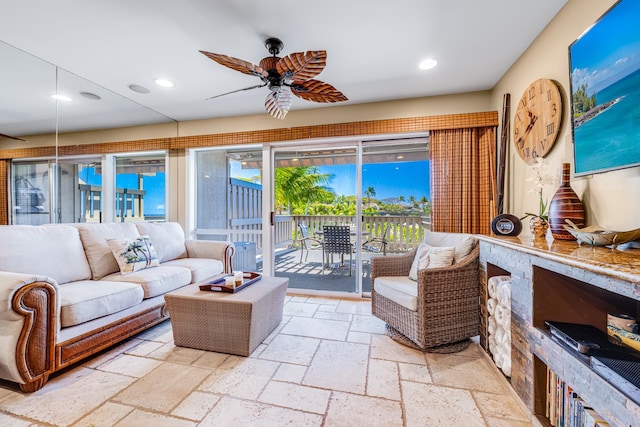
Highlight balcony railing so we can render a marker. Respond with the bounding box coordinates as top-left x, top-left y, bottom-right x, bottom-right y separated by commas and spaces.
292, 215, 429, 254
